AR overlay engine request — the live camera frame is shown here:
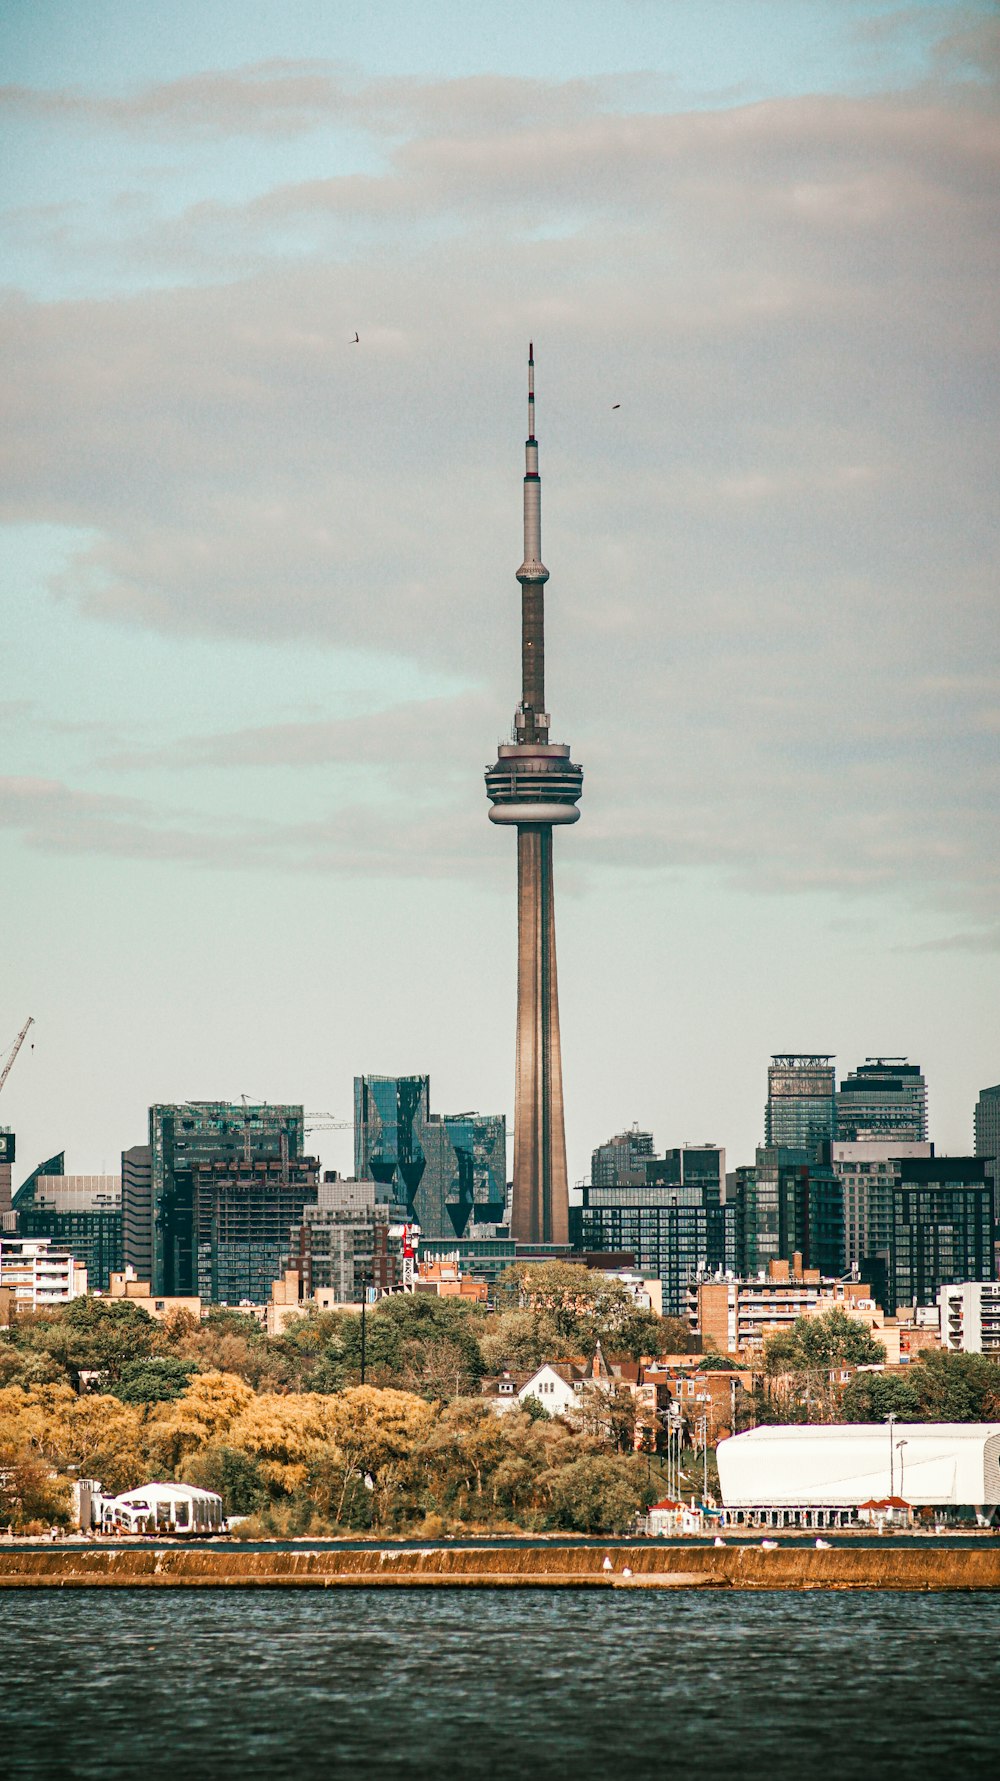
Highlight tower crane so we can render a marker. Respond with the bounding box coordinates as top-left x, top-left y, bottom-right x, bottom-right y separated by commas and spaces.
304, 1112, 354, 1133
0, 1017, 34, 1099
